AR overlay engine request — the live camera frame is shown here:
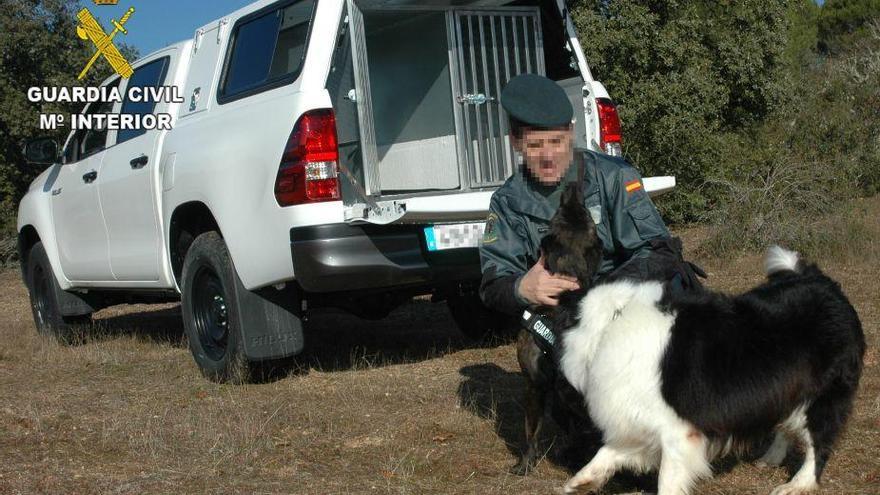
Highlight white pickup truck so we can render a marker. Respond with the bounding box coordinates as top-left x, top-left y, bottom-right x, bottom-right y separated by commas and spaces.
18, 0, 674, 382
